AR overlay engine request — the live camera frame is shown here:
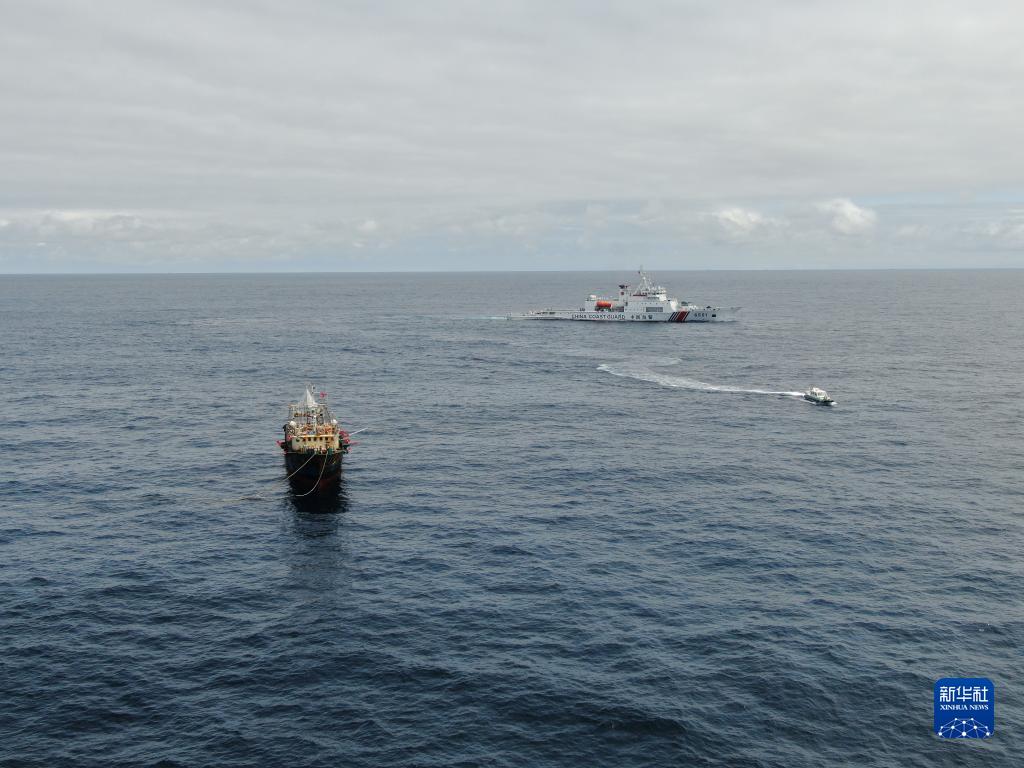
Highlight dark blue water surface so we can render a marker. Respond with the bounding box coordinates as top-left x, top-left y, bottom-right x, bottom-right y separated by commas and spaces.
2, 270, 1022, 767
